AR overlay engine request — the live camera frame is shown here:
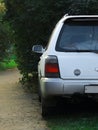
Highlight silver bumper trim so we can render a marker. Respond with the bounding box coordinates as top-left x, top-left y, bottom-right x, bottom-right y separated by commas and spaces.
40, 78, 98, 97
